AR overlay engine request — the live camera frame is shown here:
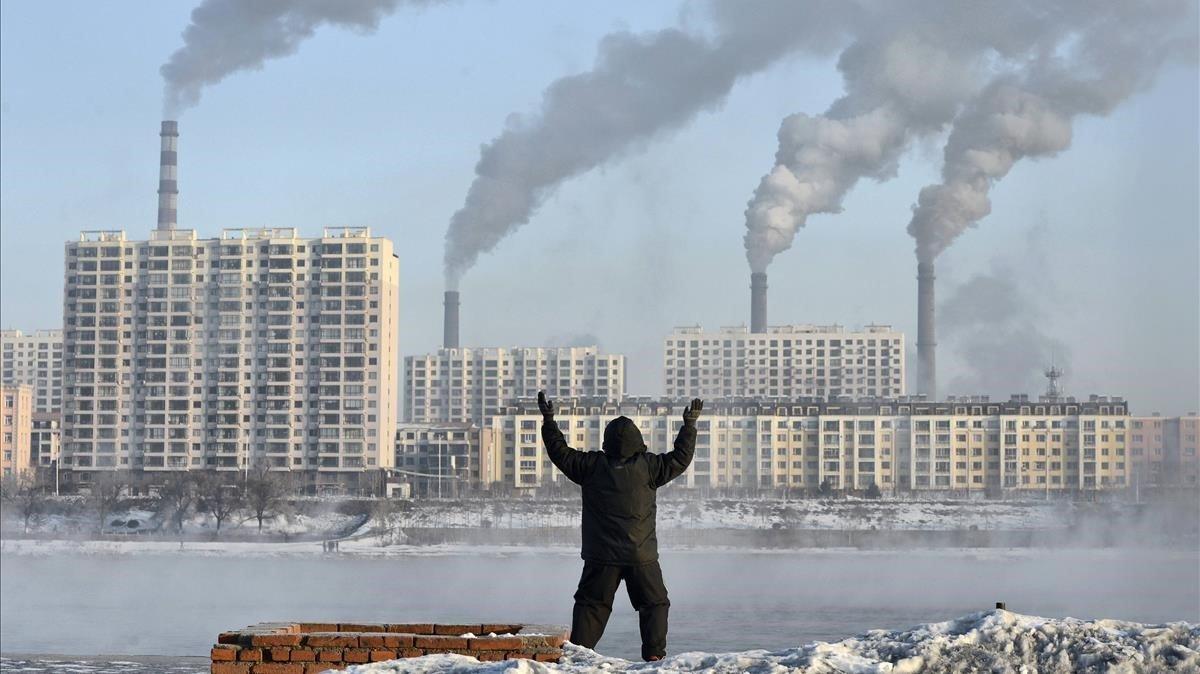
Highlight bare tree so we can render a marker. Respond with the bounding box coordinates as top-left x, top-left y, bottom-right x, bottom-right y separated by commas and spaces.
196, 473, 244, 537
818, 478, 834, 498
89, 470, 128, 533
65, 495, 89, 534
681, 501, 702, 517
158, 471, 198, 534
1, 473, 48, 534
754, 502, 773, 525
245, 464, 285, 534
